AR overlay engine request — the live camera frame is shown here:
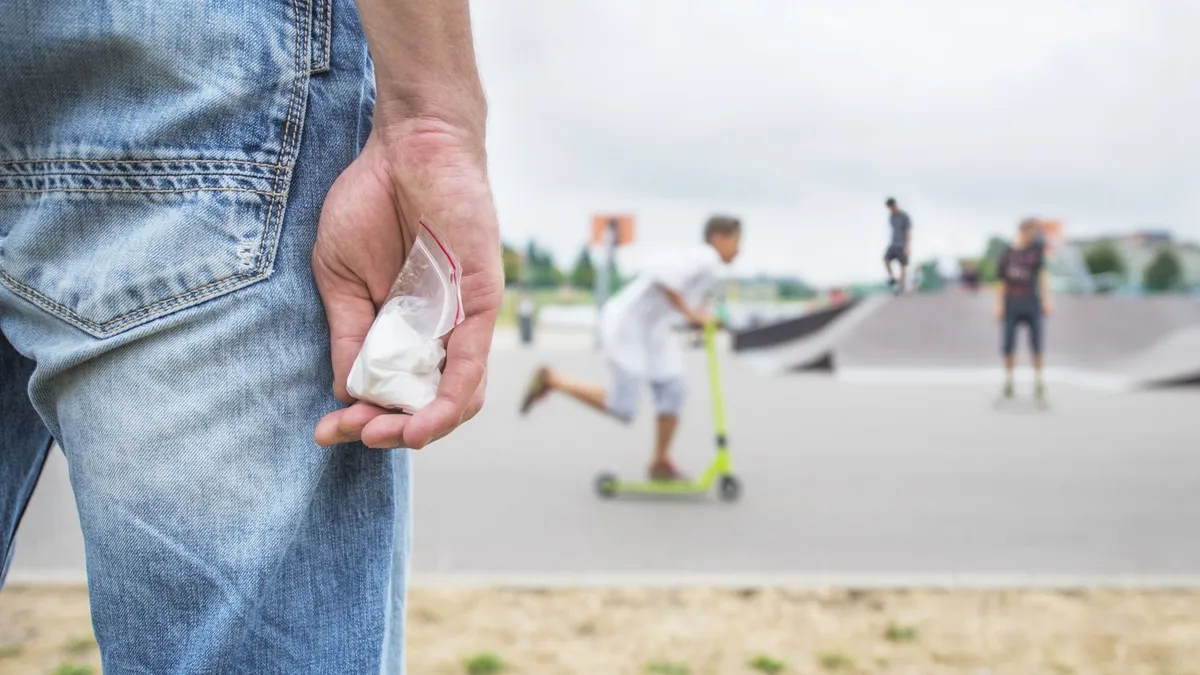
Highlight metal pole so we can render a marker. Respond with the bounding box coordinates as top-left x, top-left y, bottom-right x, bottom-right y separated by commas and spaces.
593, 218, 618, 349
